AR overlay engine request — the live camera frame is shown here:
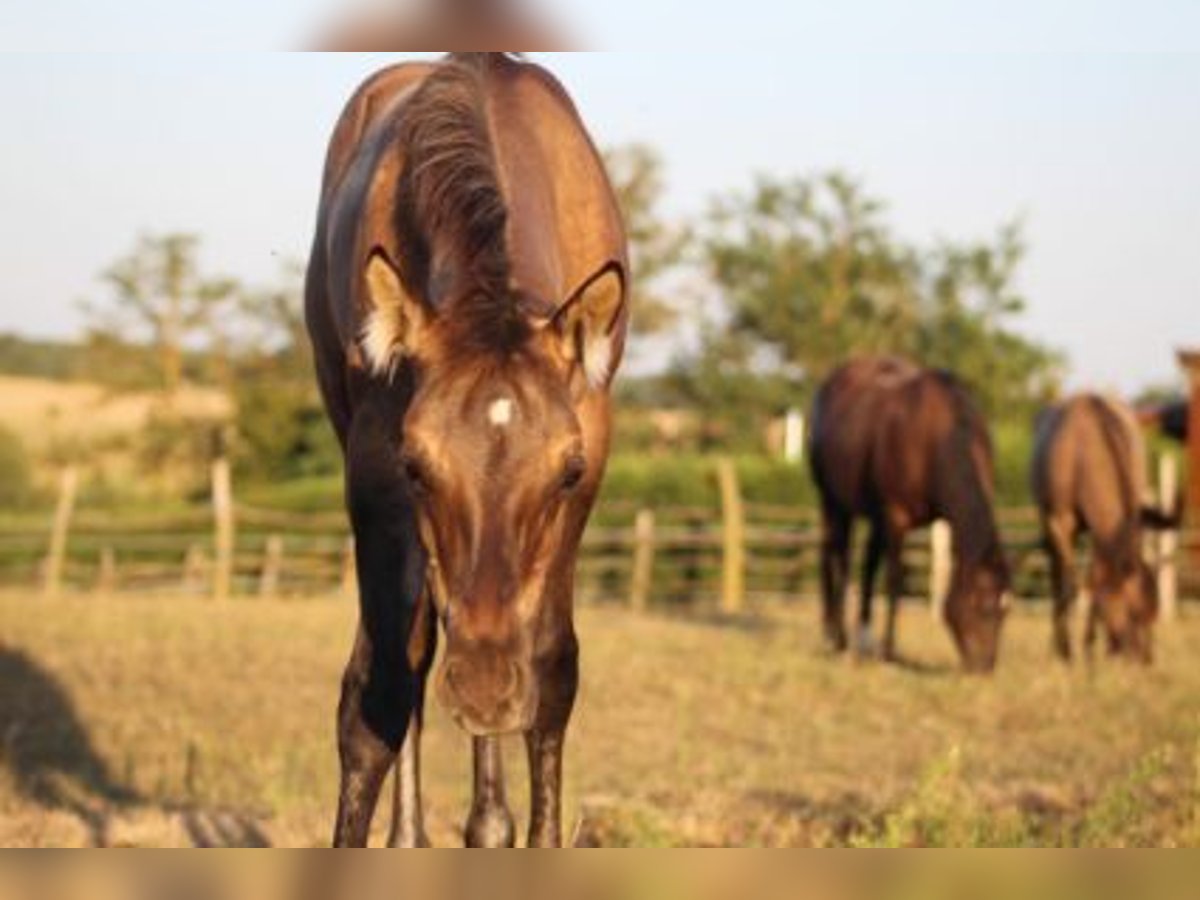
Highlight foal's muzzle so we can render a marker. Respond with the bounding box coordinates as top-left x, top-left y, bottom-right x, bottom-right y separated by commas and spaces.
436, 642, 537, 737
